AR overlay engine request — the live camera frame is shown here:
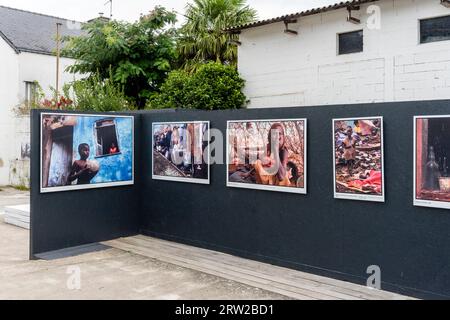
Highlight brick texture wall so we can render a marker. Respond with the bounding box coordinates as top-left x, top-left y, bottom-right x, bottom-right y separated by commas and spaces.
238, 0, 450, 108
